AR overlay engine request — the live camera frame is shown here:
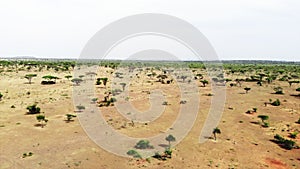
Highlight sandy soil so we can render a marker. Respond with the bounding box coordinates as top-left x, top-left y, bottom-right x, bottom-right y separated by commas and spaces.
0, 66, 299, 169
